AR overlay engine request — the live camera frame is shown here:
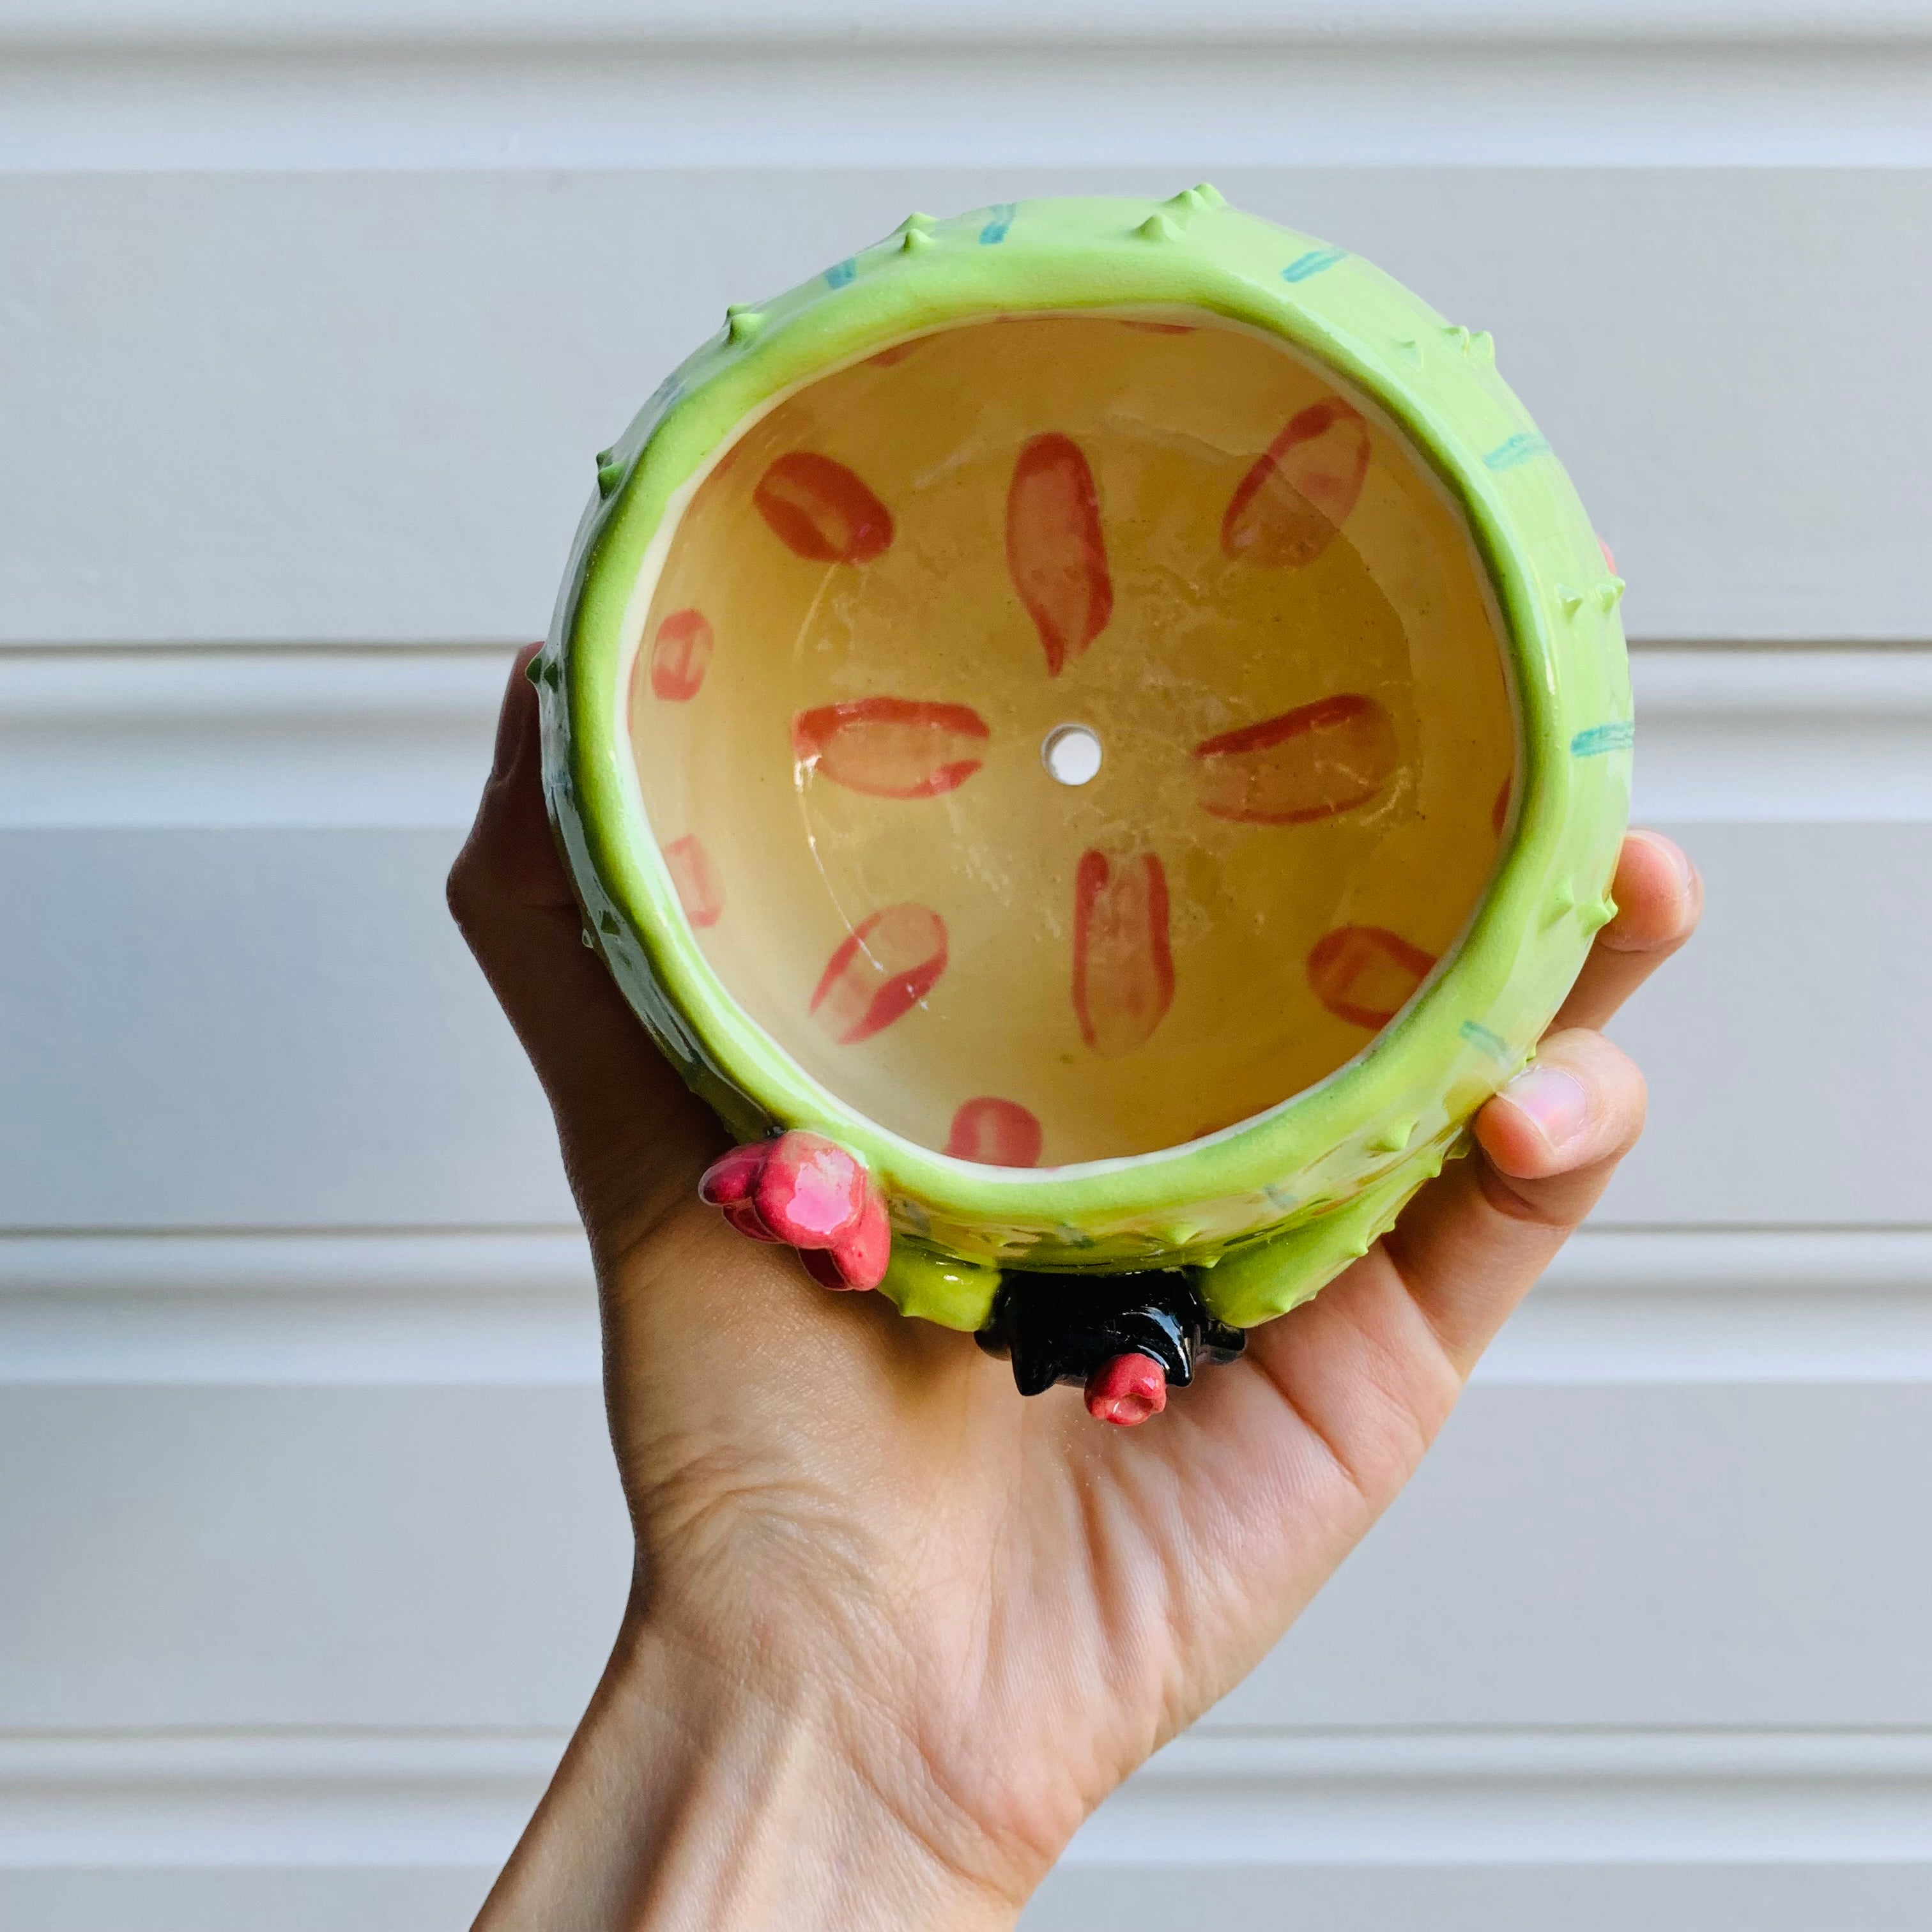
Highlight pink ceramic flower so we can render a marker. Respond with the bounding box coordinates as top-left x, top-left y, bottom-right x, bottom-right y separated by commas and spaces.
697, 1131, 891, 1291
